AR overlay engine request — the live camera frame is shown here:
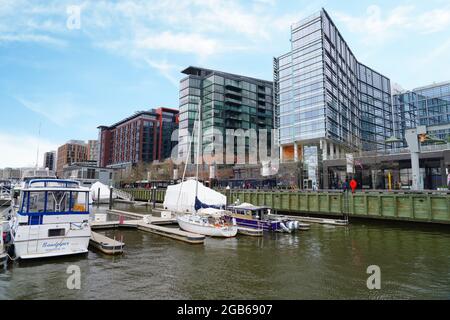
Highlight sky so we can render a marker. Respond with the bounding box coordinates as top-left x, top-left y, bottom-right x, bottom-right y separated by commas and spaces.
1, 0, 450, 168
